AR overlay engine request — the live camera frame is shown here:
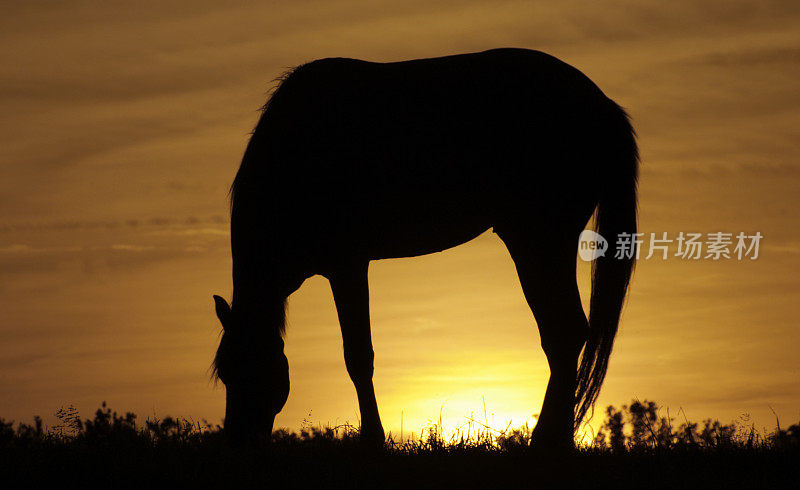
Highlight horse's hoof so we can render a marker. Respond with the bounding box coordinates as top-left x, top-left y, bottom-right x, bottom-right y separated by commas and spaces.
359, 430, 386, 449
529, 431, 576, 453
